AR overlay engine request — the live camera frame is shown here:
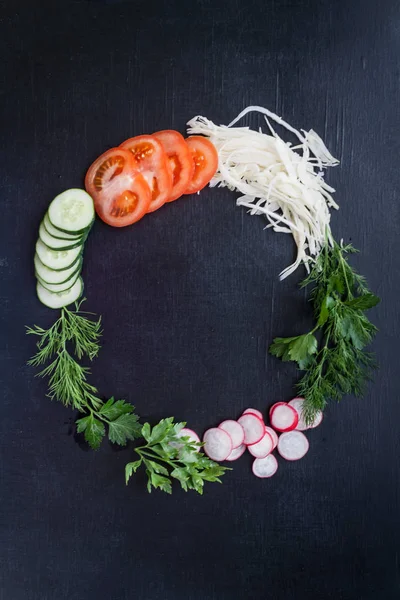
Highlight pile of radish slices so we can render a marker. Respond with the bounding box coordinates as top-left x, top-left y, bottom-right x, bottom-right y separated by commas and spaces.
202, 399, 323, 479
